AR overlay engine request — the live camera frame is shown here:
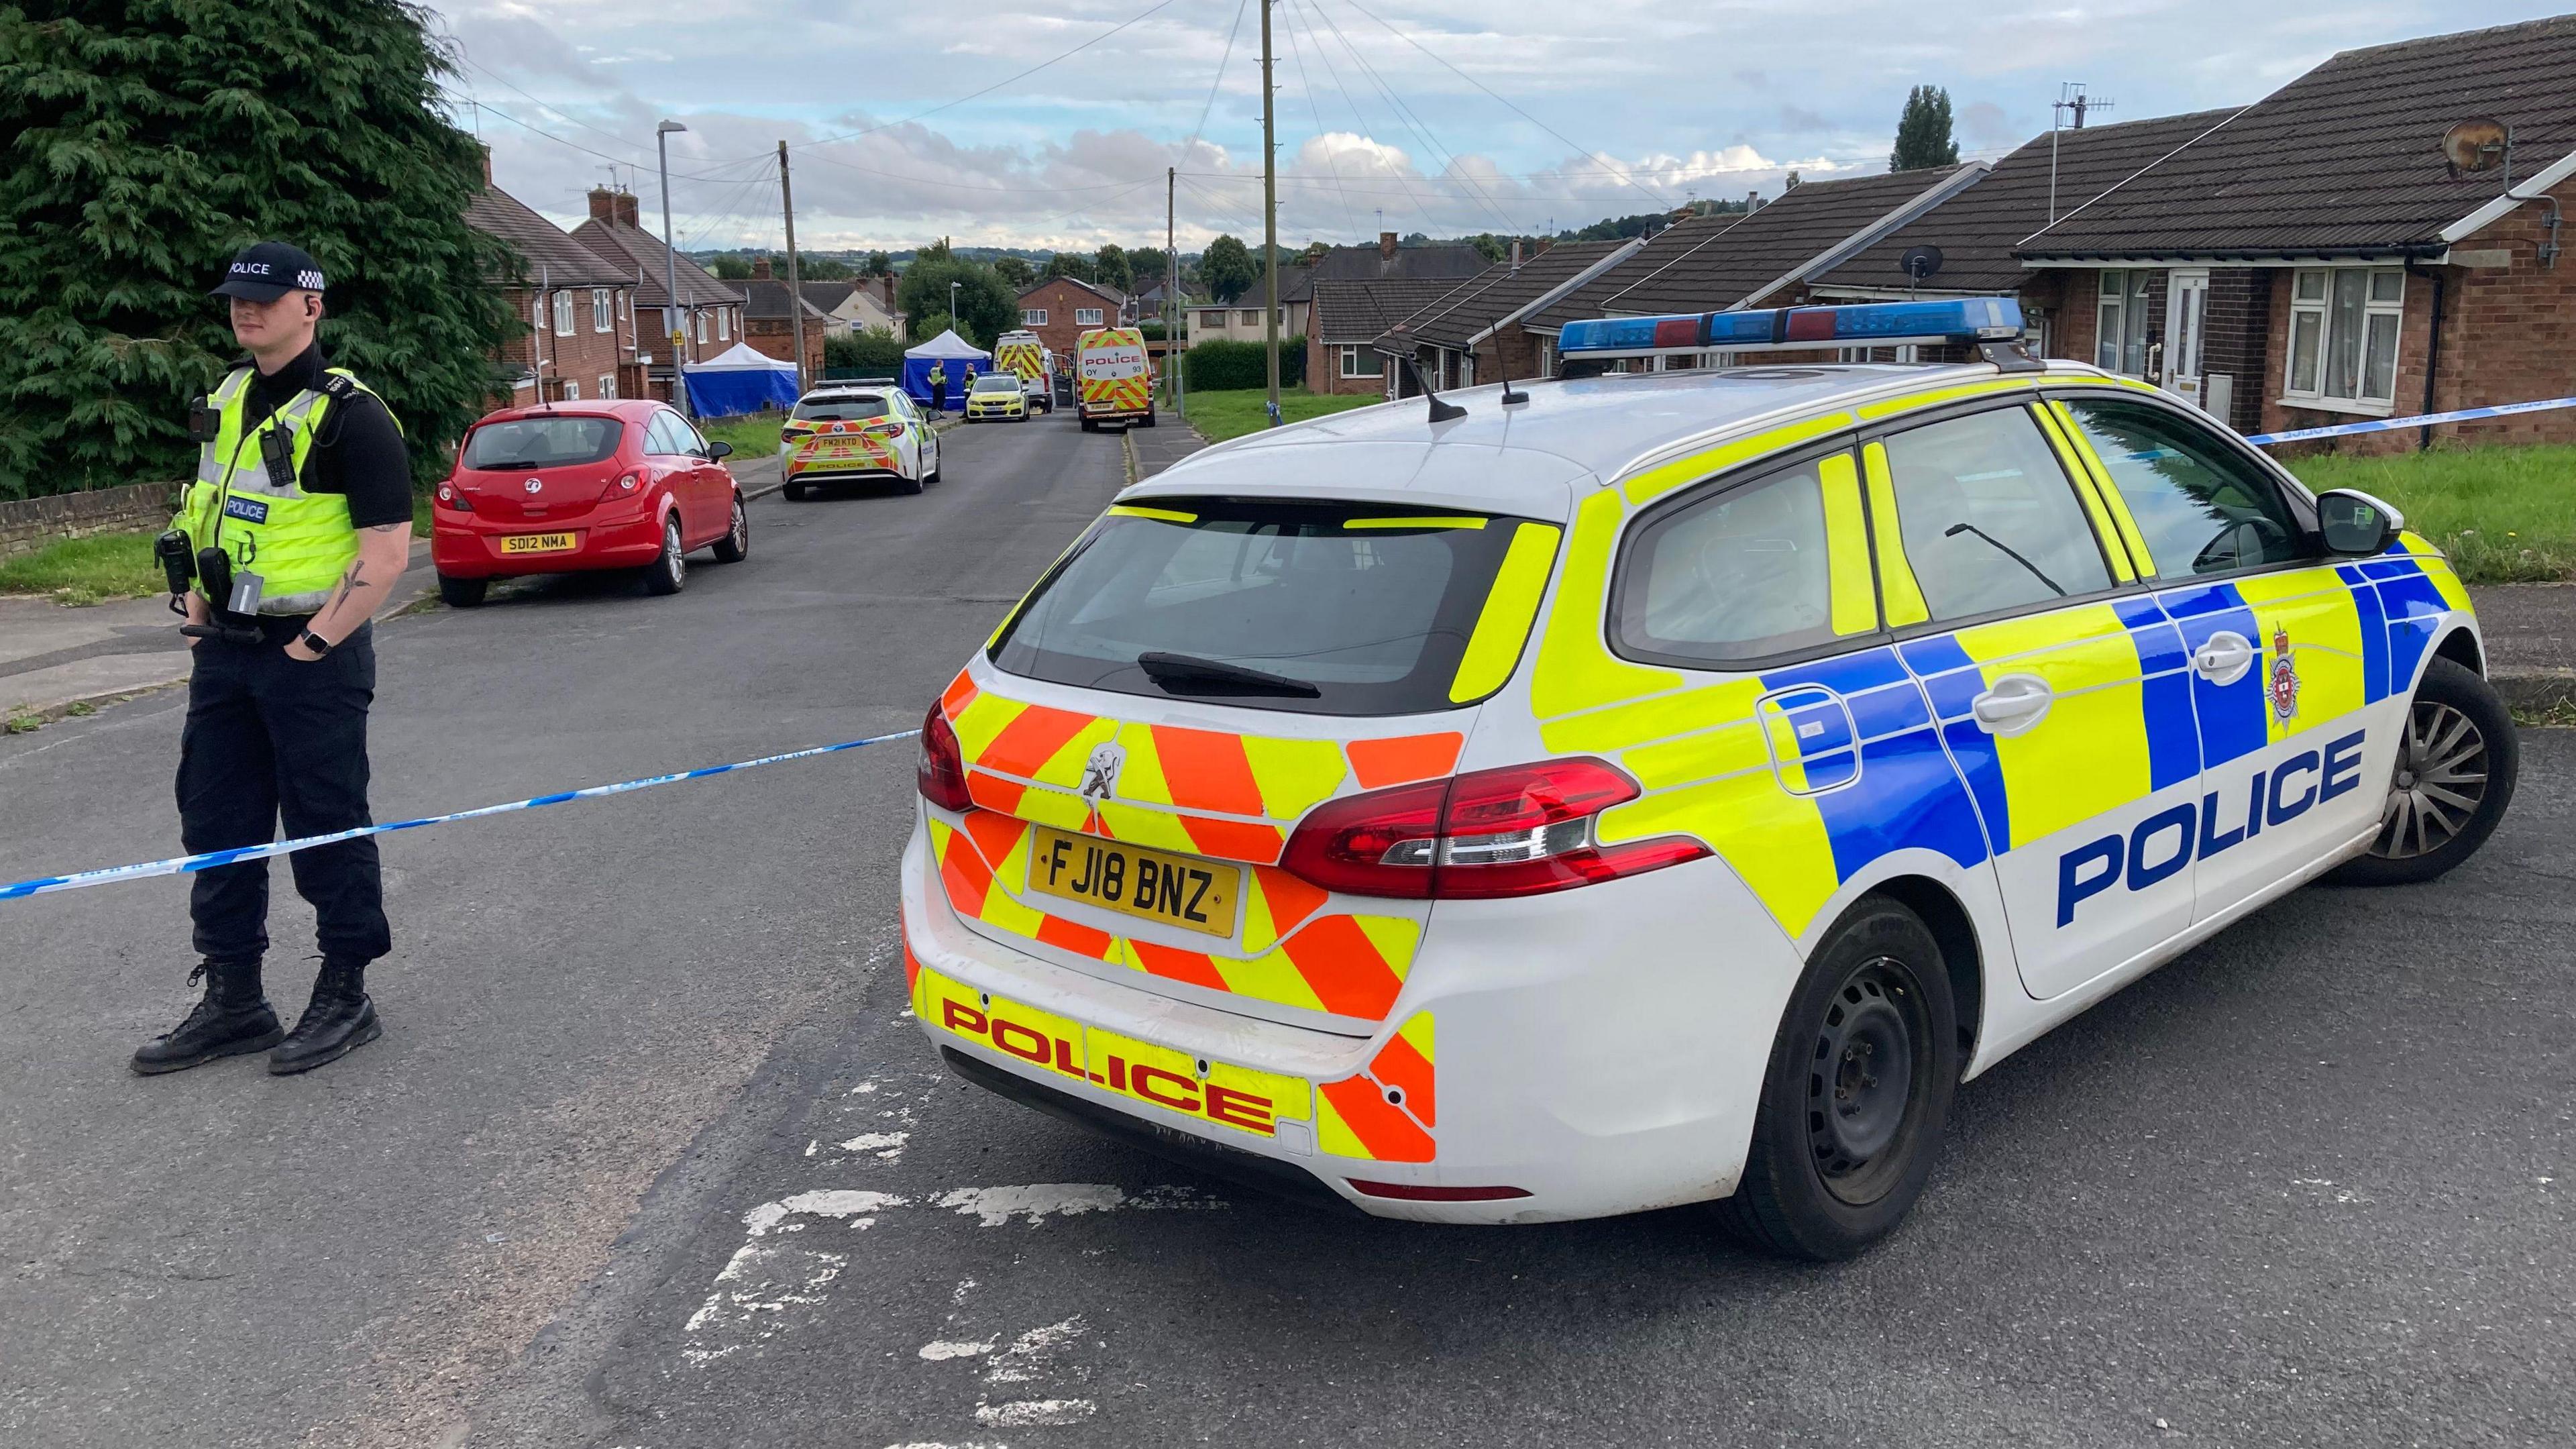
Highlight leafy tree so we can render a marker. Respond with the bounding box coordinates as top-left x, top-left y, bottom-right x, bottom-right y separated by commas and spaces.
0, 0, 513, 498
1468, 233, 1507, 264
709, 253, 753, 280
1093, 244, 1132, 292
823, 325, 906, 374
1129, 246, 1169, 290
1890, 85, 1960, 171
798, 254, 853, 280
1040, 251, 1095, 284
917, 236, 954, 263
896, 259, 1015, 347
991, 254, 1036, 289
1200, 233, 1256, 303
861, 250, 894, 278
1784, 170, 1804, 189
1298, 240, 1331, 264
